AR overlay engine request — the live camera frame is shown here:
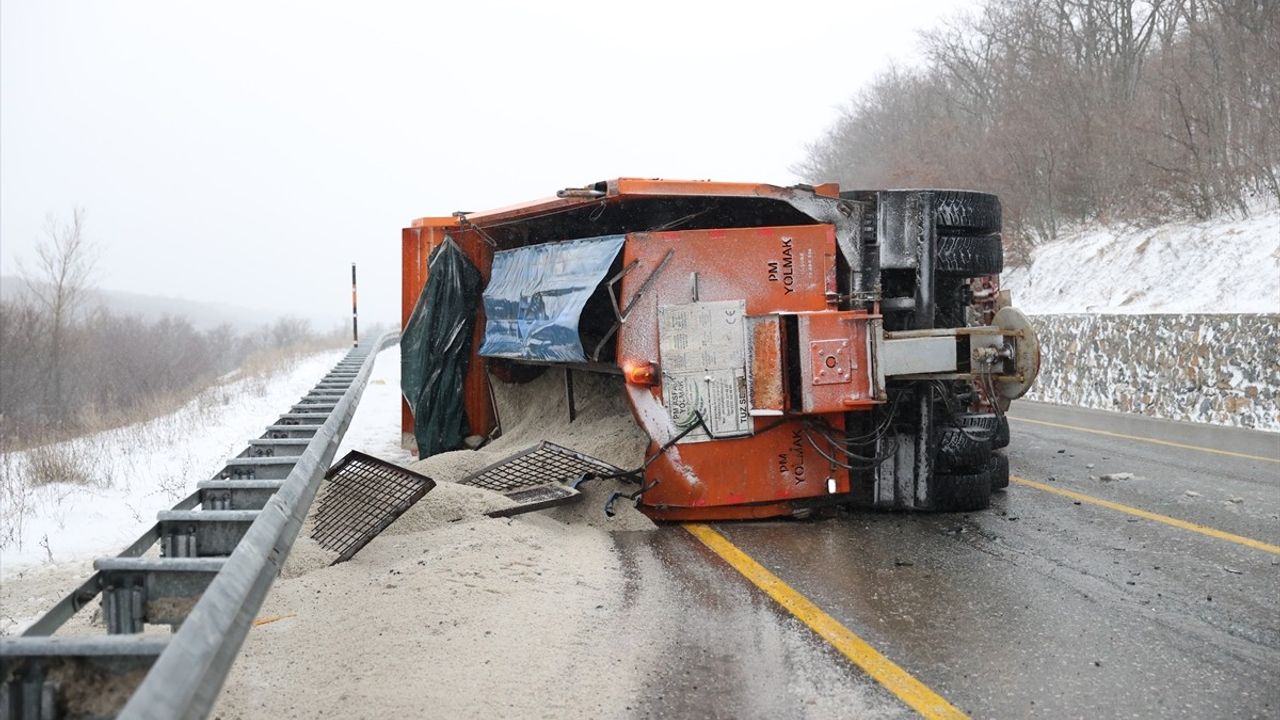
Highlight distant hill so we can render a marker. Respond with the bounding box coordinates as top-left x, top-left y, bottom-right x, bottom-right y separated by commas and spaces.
0, 275, 283, 332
